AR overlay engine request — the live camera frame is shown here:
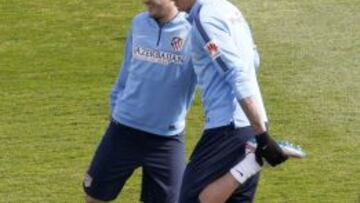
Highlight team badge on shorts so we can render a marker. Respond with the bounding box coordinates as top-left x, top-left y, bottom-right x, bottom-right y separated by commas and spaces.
205, 41, 220, 59
84, 173, 93, 188
171, 37, 184, 52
